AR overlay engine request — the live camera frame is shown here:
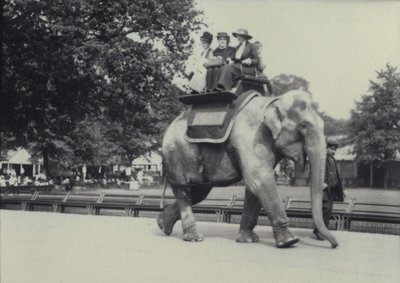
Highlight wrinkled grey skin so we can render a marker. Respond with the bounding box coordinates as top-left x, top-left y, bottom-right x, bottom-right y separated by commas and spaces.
158, 90, 338, 248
